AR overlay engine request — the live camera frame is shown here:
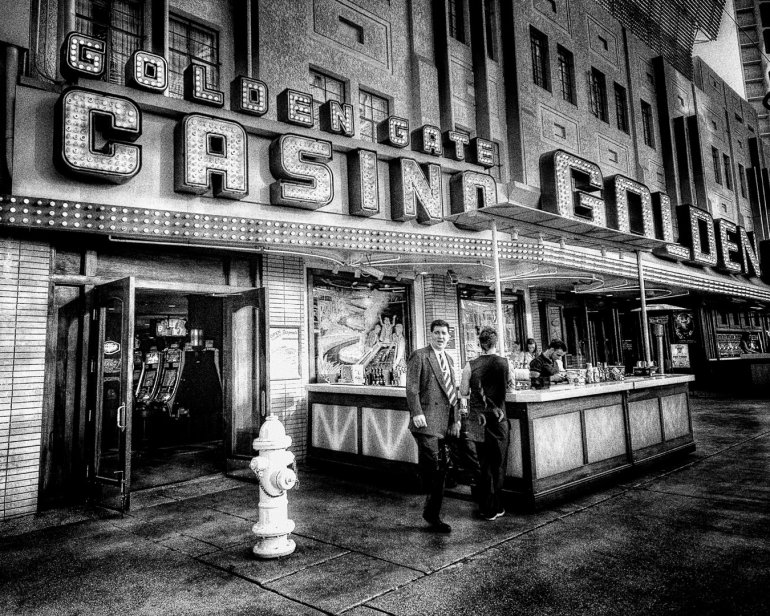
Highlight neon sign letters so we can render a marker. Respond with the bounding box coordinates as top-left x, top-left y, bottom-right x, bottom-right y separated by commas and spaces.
54, 32, 762, 278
